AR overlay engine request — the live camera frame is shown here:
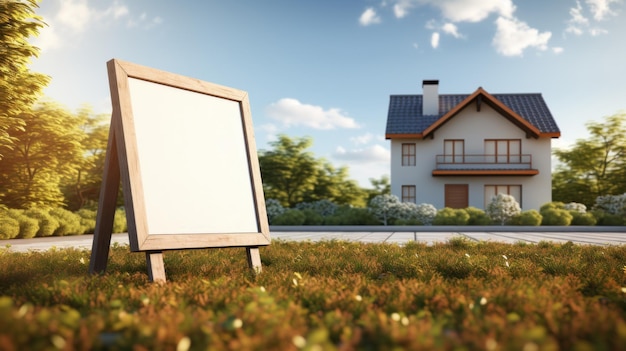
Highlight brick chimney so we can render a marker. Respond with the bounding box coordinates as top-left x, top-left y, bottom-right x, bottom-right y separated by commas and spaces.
422, 80, 439, 115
